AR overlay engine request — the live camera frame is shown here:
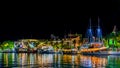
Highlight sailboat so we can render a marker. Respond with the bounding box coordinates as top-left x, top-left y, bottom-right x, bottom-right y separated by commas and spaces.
80, 17, 120, 55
